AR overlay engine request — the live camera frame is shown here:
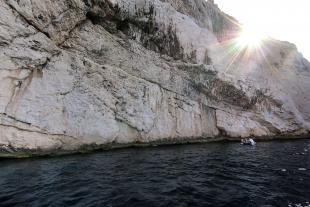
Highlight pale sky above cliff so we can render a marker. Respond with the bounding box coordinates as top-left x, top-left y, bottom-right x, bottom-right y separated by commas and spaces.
215, 0, 310, 60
